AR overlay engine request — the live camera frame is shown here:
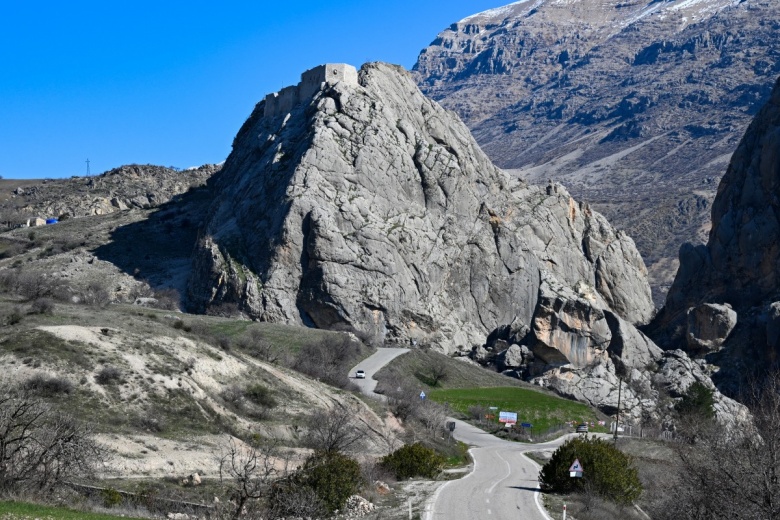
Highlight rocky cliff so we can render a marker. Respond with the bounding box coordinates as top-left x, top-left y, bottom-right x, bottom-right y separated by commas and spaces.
648, 75, 780, 393
413, 0, 780, 304
186, 62, 743, 422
